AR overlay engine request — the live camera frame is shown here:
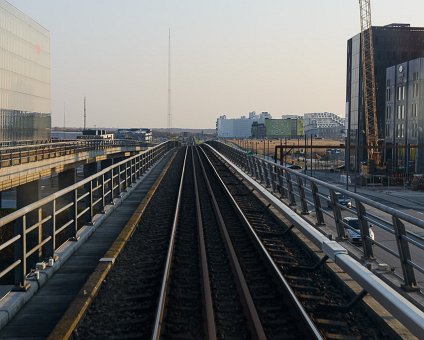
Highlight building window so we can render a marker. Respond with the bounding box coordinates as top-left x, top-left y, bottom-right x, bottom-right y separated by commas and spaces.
397, 87, 402, 100
397, 105, 405, 119
413, 83, 419, 97
412, 103, 418, 117
402, 85, 406, 100
412, 123, 418, 138
386, 123, 391, 138
386, 88, 391, 101
396, 124, 405, 138
386, 106, 391, 119
413, 72, 419, 81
